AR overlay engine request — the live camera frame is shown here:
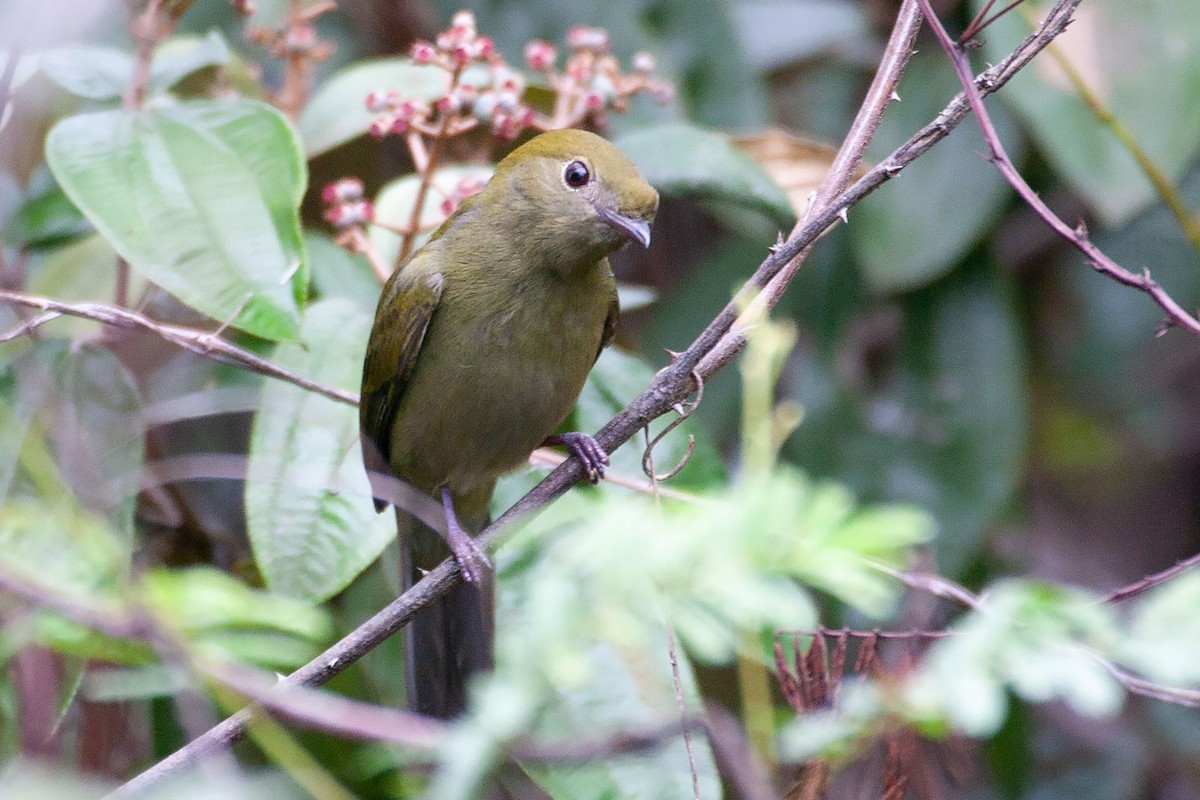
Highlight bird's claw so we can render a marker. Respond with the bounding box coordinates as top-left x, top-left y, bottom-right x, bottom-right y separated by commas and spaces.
546, 432, 609, 483
447, 526, 491, 584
